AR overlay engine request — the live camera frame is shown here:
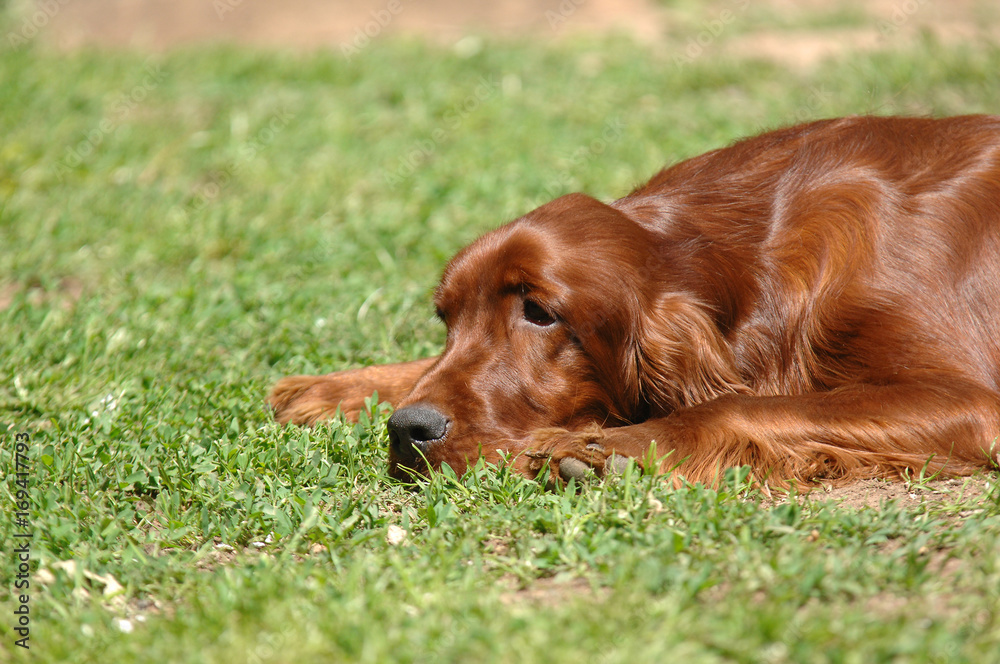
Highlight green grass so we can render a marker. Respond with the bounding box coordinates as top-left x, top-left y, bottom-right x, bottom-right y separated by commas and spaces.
2, 21, 1000, 664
